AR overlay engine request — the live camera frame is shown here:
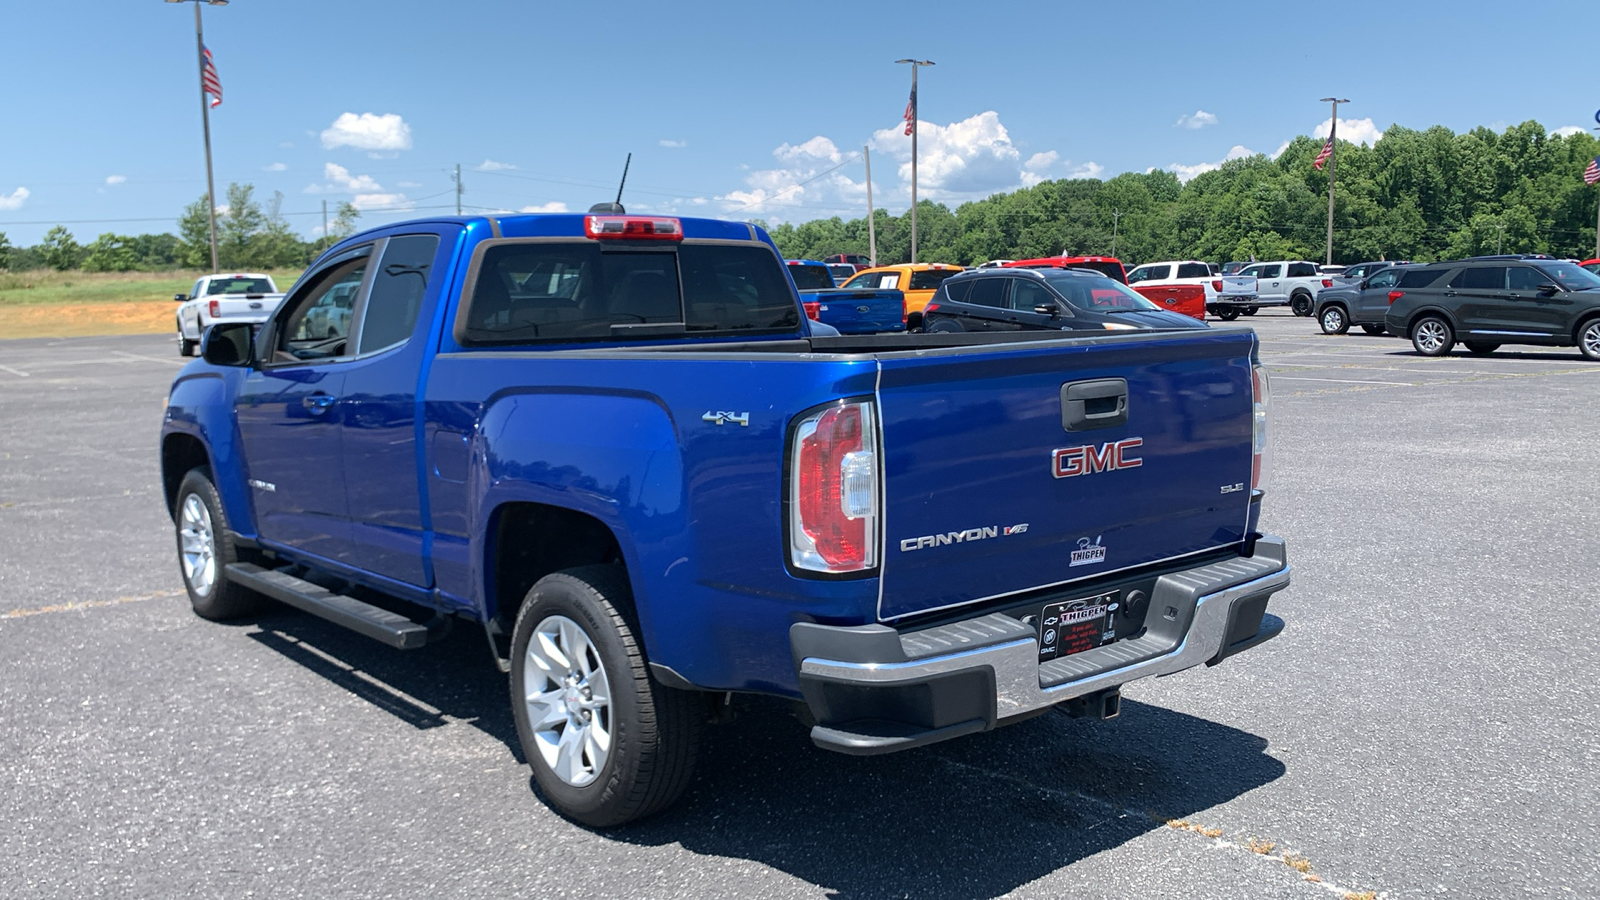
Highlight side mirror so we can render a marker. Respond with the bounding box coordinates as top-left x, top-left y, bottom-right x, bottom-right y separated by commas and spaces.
1034, 304, 1059, 316
1538, 282, 1562, 296
174, 293, 188, 302
200, 321, 254, 367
